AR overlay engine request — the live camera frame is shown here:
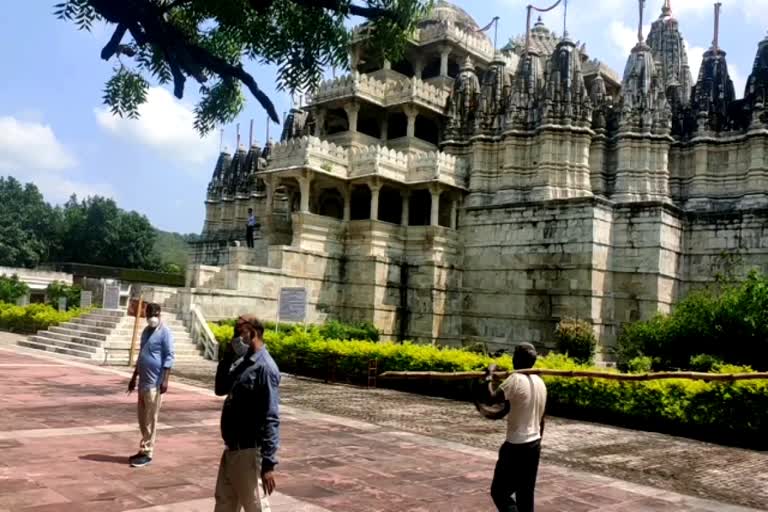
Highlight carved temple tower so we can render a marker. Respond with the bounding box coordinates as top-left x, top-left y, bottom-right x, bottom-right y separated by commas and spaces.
188, 1, 768, 356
